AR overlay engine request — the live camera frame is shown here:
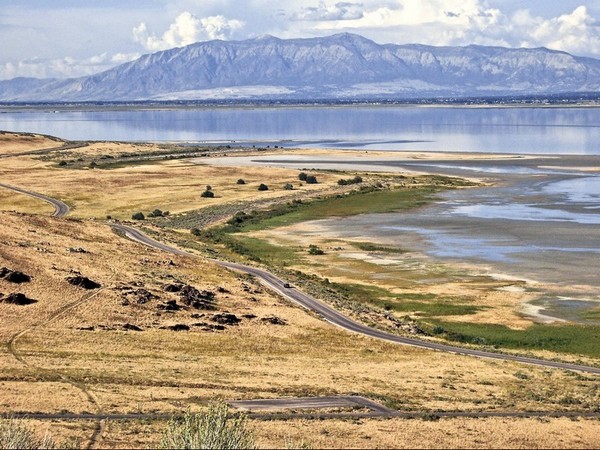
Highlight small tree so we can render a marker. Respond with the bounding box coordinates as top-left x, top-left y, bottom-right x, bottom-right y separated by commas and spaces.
236, 179, 246, 185
158, 403, 255, 449
298, 172, 308, 181
283, 183, 294, 190
132, 212, 145, 220
201, 190, 215, 198
88, 161, 98, 169
205, 185, 212, 191
257, 184, 269, 191
305, 175, 318, 184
